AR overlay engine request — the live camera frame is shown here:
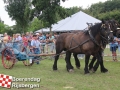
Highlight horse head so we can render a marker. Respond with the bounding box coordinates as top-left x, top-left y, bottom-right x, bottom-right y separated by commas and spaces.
111, 20, 120, 38
108, 19, 120, 37
116, 29, 120, 38
100, 19, 114, 42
